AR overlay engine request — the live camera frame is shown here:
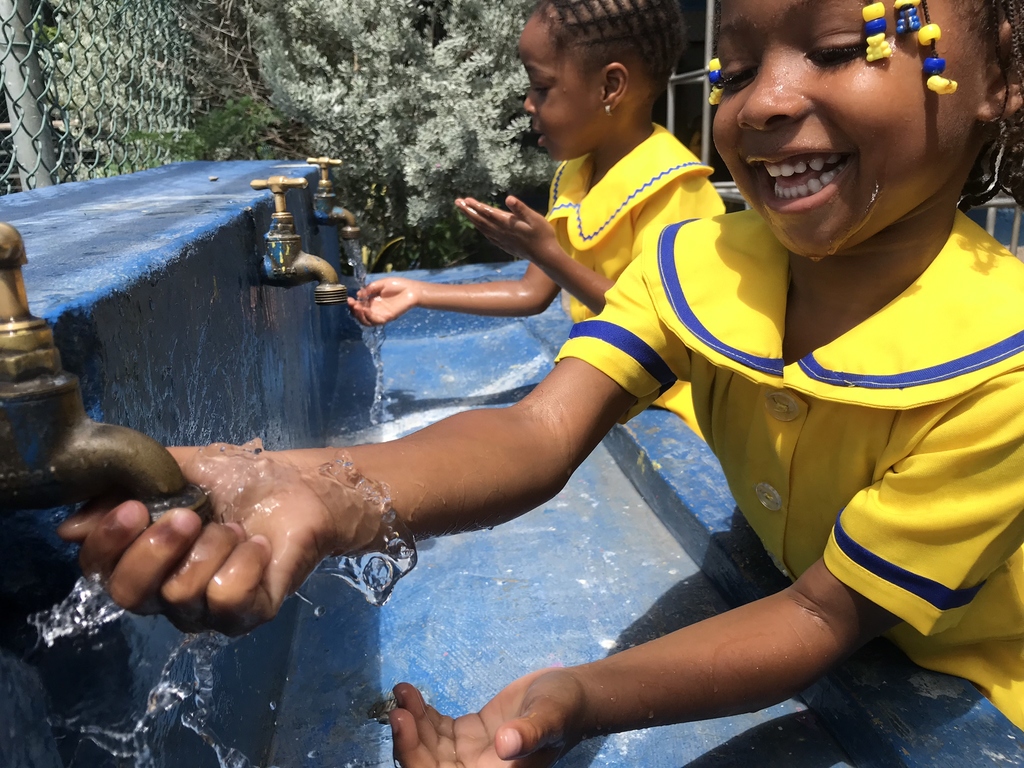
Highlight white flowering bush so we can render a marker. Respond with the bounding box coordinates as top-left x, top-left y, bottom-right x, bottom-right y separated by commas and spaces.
250, 0, 552, 265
